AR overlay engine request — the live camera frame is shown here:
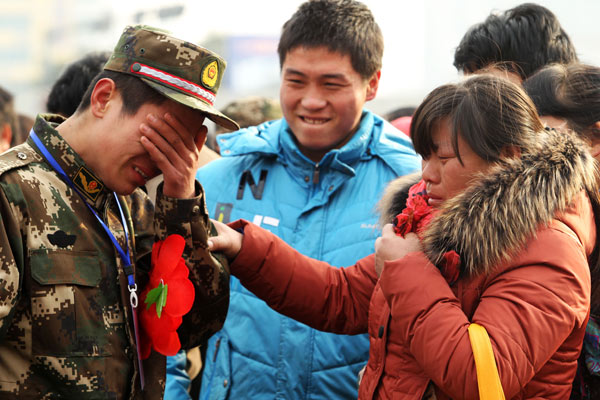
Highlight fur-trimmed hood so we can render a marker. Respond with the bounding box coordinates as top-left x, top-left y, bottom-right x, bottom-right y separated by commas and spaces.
378, 128, 599, 276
